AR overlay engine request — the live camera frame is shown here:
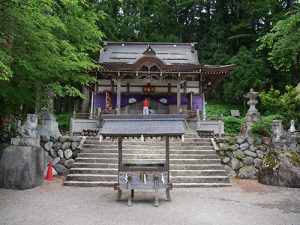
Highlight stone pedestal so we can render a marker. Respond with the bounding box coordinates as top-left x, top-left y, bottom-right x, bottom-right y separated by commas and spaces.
0, 145, 46, 189
11, 137, 40, 147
